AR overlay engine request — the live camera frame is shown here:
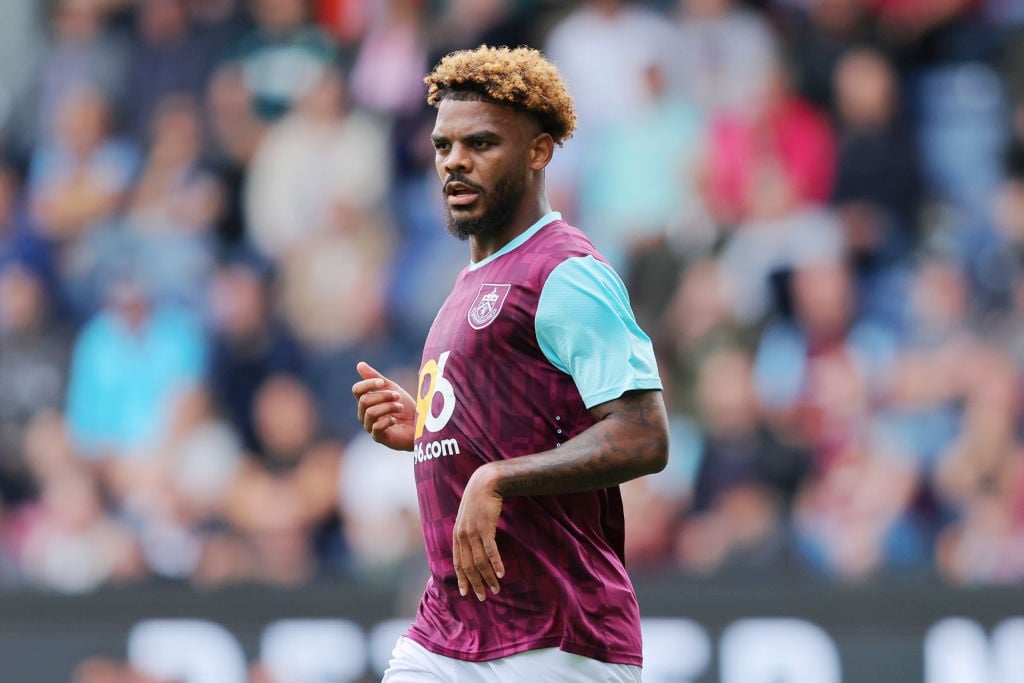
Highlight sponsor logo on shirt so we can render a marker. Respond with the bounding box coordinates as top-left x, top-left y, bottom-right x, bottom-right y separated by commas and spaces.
467, 283, 511, 330
414, 350, 461, 463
